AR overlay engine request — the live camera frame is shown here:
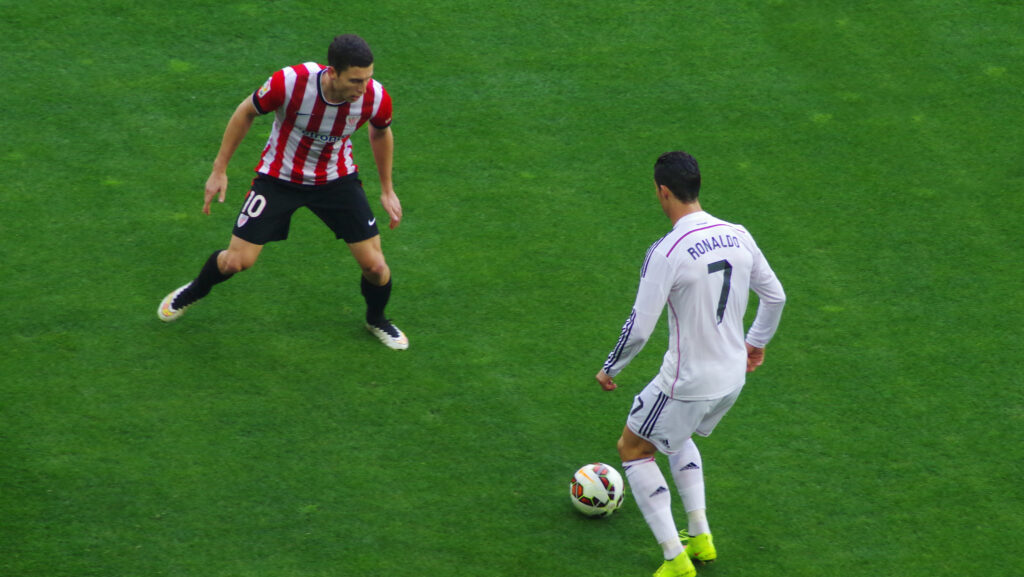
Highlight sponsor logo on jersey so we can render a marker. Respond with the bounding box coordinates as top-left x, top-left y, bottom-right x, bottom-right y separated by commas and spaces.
302, 130, 344, 144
